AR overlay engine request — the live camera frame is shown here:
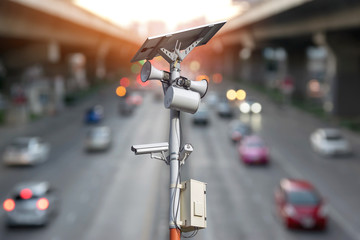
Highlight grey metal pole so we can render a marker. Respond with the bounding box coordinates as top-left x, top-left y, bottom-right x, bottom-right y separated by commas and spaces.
169, 62, 181, 236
